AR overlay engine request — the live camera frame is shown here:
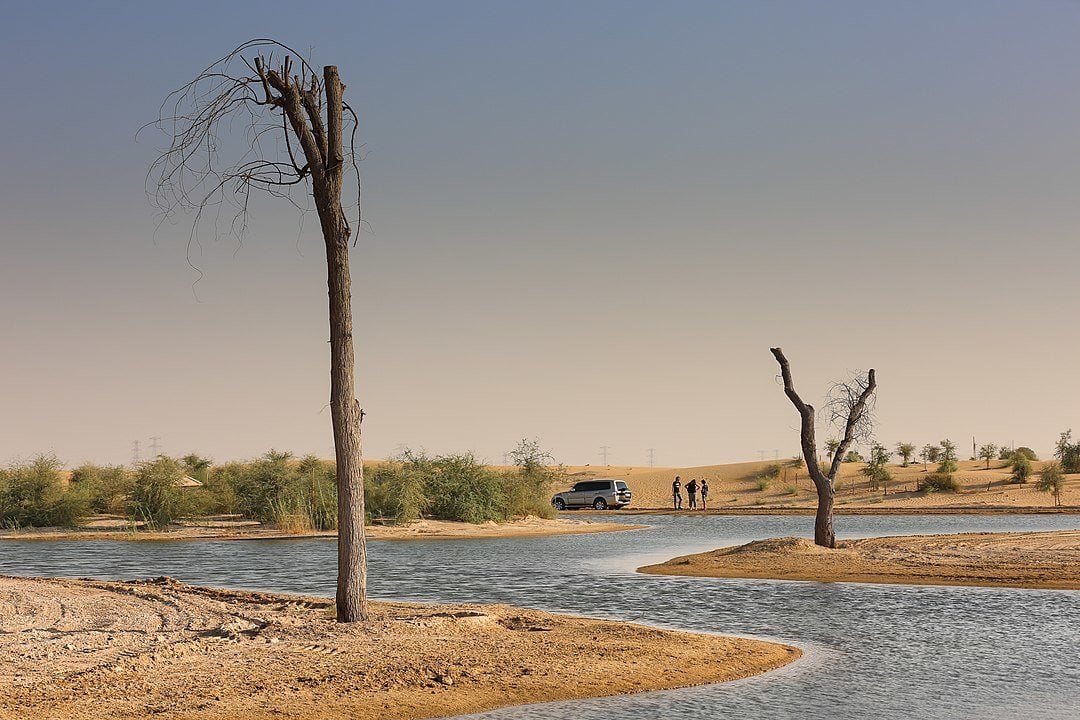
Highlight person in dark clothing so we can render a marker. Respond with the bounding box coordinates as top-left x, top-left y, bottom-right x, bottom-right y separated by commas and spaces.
700, 478, 710, 509
672, 476, 683, 509
686, 478, 698, 509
